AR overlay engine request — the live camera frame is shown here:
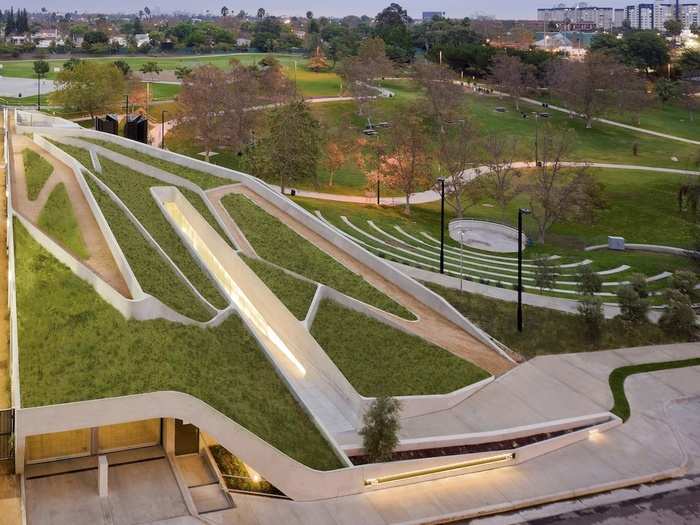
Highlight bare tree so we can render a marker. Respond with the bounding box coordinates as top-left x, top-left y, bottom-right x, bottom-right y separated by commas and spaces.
549, 51, 646, 128
413, 61, 462, 131
490, 55, 535, 112
526, 126, 606, 243
378, 104, 431, 215
436, 117, 482, 218
479, 134, 522, 218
